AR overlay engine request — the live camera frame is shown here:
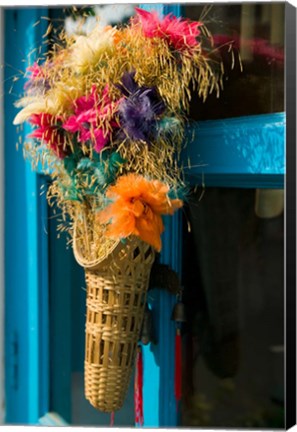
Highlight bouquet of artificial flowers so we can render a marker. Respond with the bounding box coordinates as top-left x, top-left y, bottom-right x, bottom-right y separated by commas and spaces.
14, 8, 221, 412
